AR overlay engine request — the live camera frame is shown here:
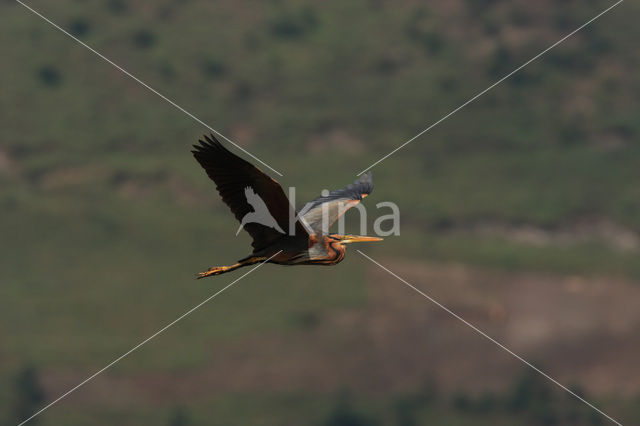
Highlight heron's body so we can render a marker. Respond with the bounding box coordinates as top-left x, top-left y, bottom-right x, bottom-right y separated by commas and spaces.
191, 134, 381, 278
255, 234, 347, 265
